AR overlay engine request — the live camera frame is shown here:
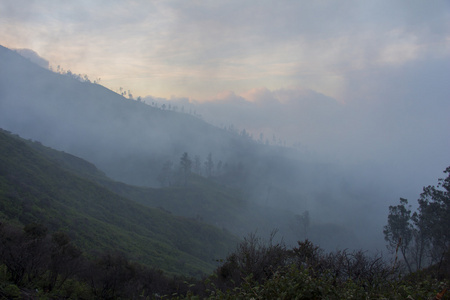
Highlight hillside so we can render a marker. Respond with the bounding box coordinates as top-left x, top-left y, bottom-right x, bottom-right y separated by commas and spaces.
0, 44, 247, 187
13, 129, 294, 241
0, 44, 387, 251
0, 129, 238, 276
